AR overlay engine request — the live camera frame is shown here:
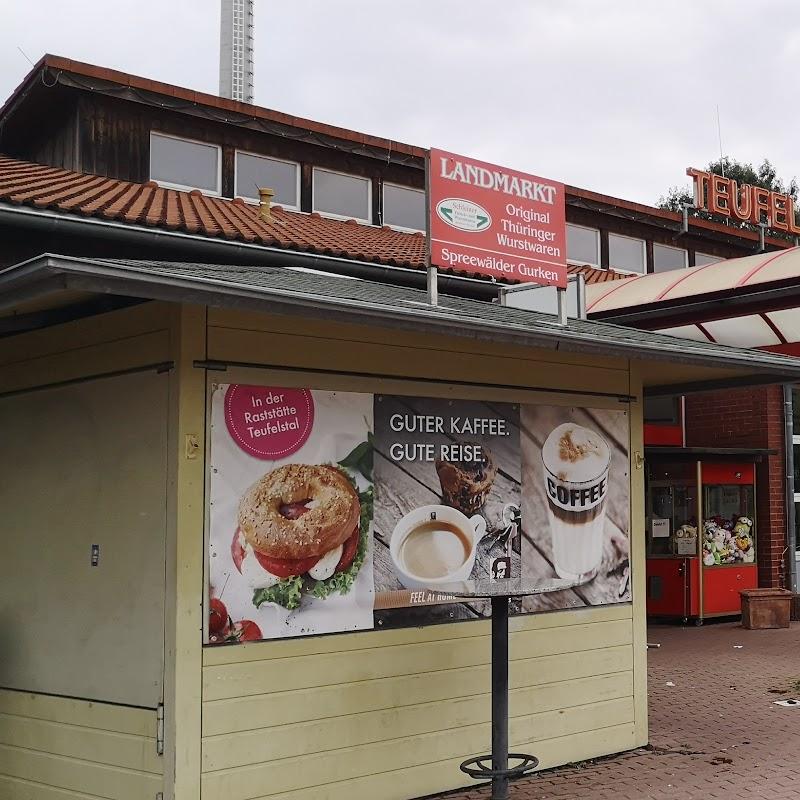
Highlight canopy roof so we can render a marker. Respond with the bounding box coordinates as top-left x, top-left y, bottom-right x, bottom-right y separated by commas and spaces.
4, 254, 800, 397
587, 247, 800, 321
